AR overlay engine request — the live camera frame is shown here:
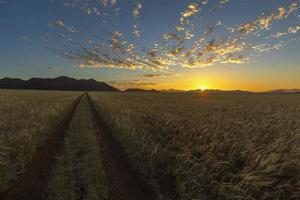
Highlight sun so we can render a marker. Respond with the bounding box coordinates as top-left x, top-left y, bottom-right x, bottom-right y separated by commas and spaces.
200, 86, 206, 91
